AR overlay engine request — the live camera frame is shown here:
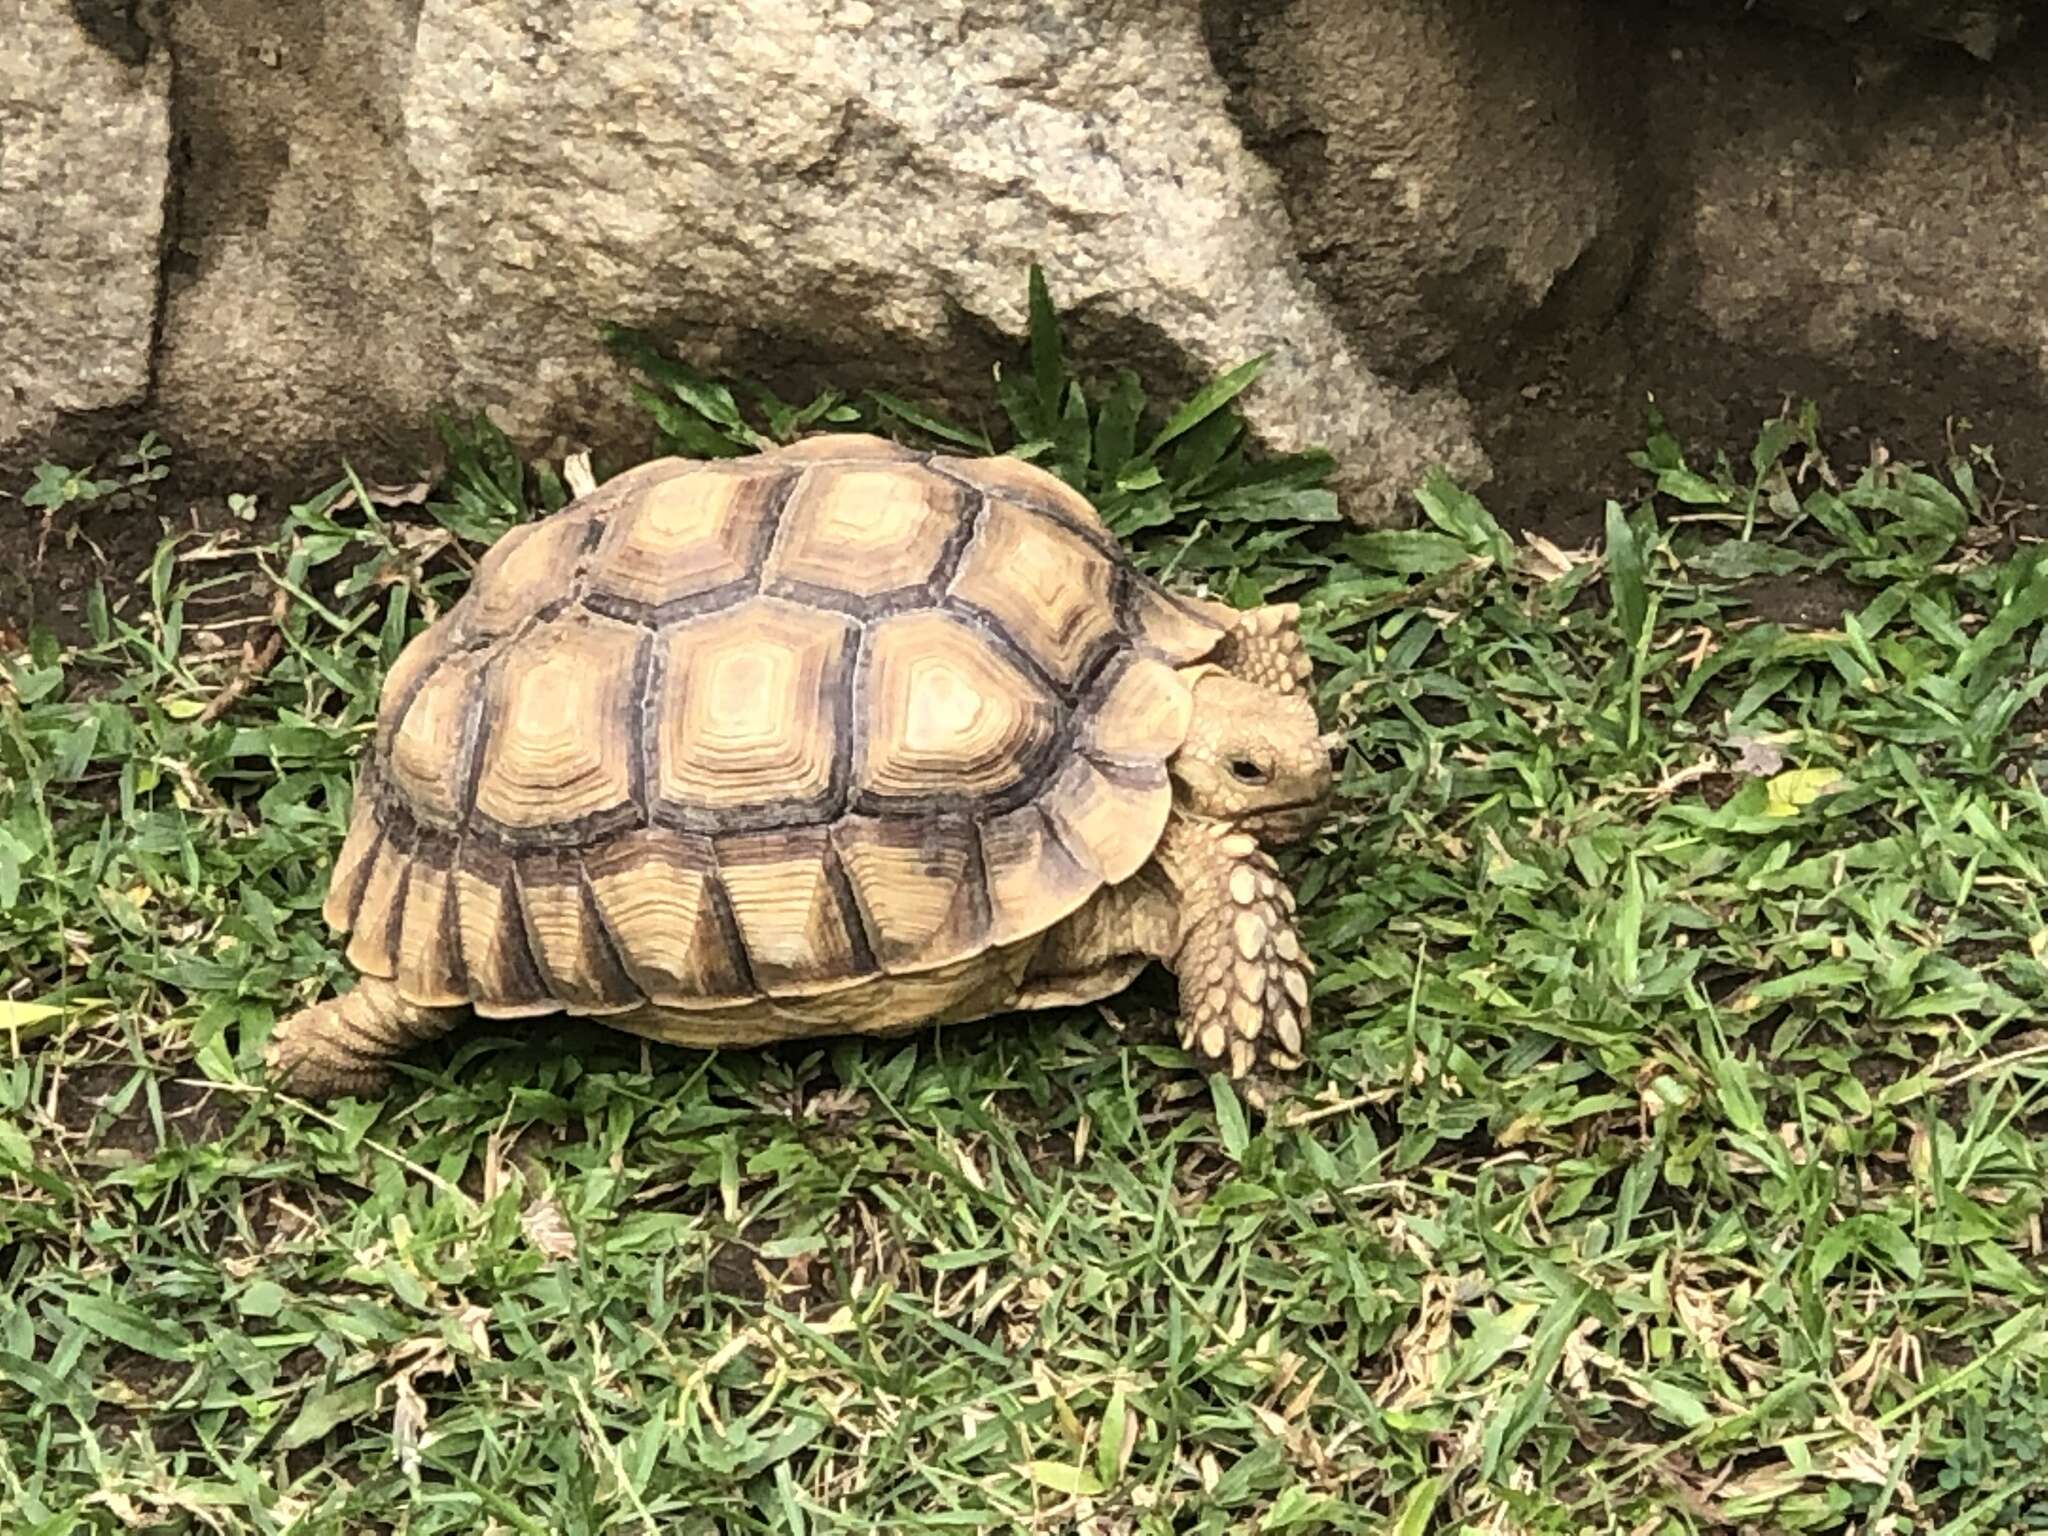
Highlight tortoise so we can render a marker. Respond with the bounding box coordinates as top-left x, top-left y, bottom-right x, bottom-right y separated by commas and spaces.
265, 434, 1339, 1103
